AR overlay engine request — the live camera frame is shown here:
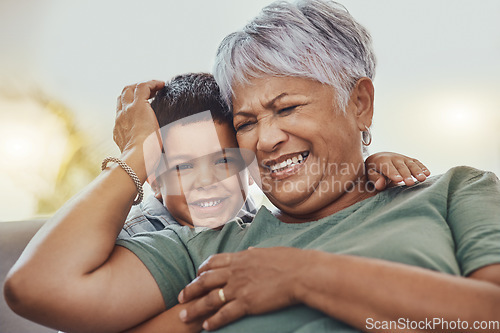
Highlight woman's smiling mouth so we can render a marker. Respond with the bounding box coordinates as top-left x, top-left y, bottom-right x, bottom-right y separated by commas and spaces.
263, 151, 309, 179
